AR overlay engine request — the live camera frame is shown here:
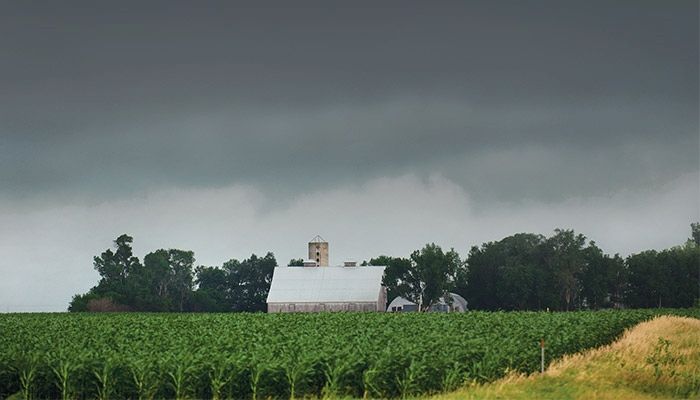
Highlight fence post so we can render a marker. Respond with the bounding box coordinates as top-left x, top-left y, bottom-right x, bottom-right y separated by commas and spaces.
540, 338, 545, 373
